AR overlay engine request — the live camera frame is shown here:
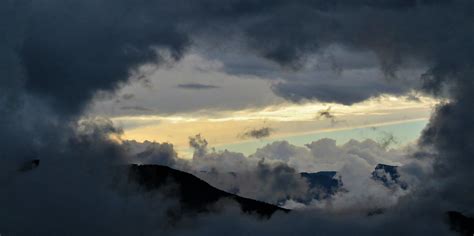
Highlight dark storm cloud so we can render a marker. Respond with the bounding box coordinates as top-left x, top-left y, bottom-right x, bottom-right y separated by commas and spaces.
197, 0, 473, 223
198, 0, 470, 105
6, 0, 190, 116
272, 81, 409, 105
1, 0, 474, 234
177, 83, 221, 90
174, 207, 452, 236
5, 0, 469, 112
250, 0, 466, 73
2, 0, 189, 228
218, 54, 422, 105
418, 96, 474, 212
189, 0, 474, 217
